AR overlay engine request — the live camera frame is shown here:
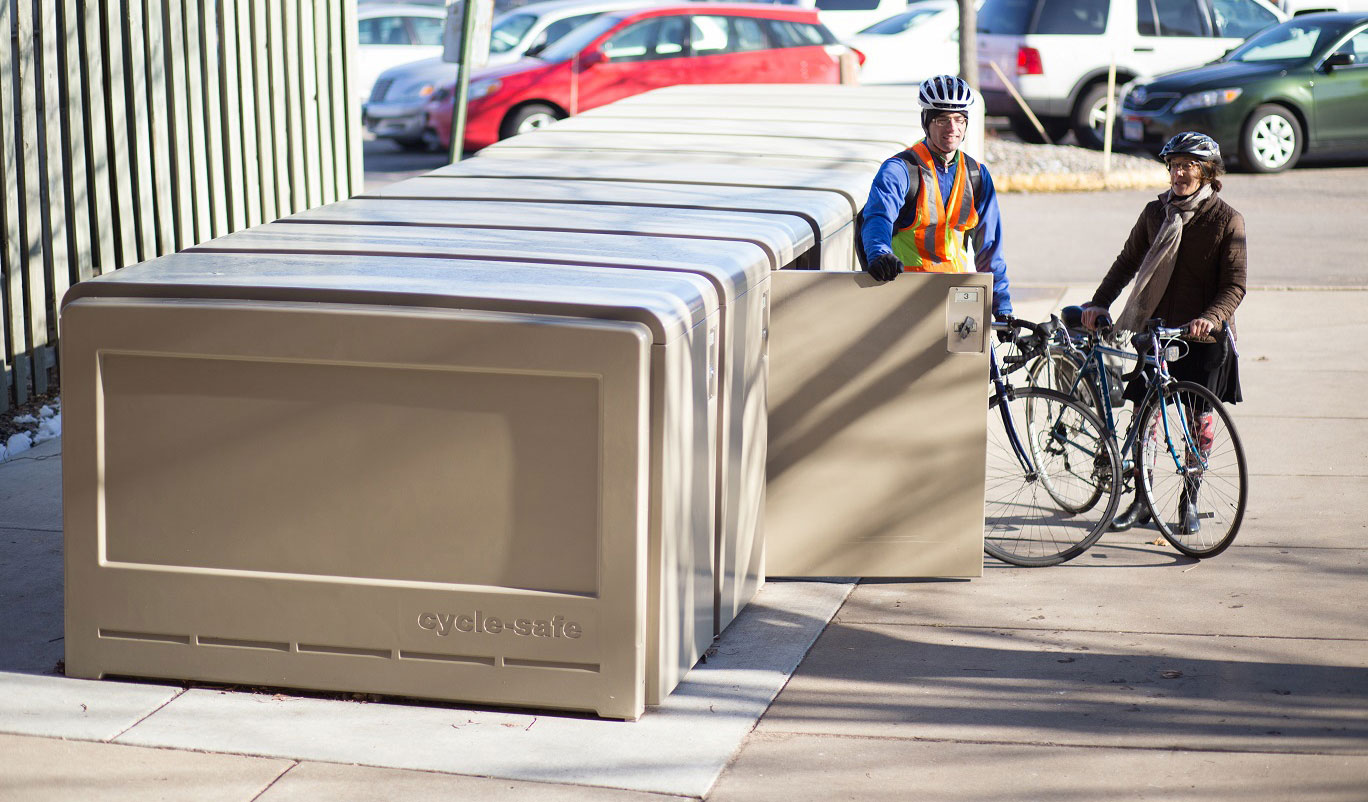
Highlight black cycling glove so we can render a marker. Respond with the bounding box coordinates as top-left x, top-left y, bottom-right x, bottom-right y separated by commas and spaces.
995, 314, 1015, 344
867, 253, 903, 282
